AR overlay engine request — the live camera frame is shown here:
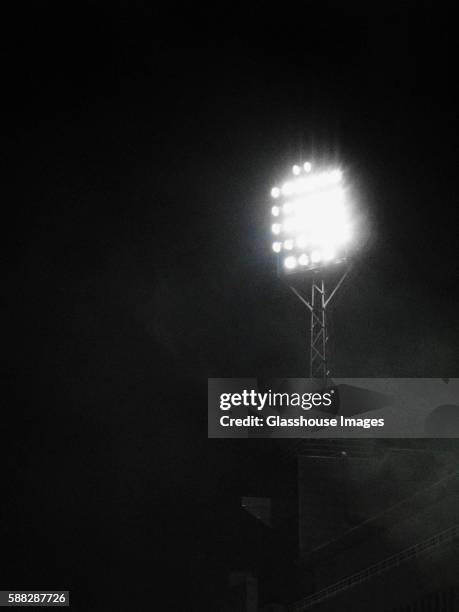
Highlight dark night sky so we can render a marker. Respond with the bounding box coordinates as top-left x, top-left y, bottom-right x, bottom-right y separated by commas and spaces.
3, 3, 459, 610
